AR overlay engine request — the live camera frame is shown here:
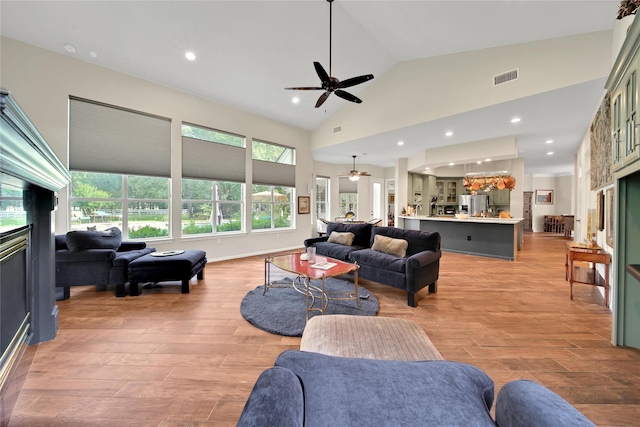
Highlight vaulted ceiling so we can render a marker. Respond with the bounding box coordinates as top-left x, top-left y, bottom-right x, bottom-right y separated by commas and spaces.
0, 0, 622, 175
